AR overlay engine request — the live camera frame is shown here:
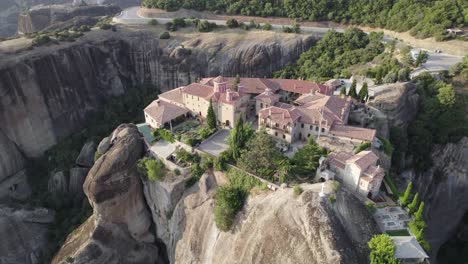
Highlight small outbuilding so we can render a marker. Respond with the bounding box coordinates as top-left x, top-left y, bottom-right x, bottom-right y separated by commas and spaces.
392, 236, 429, 264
